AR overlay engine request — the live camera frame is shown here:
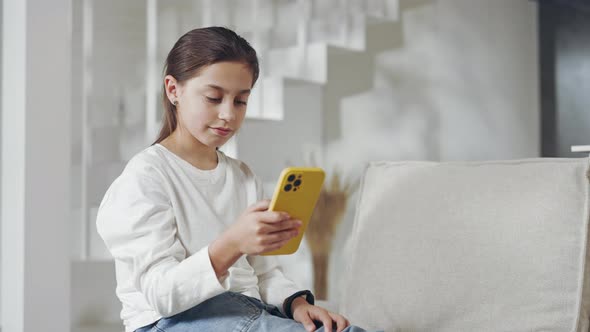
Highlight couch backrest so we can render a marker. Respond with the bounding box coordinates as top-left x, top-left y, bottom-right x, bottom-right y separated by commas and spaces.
341, 158, 590, 332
